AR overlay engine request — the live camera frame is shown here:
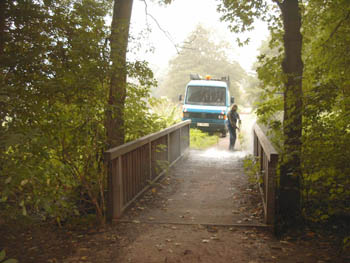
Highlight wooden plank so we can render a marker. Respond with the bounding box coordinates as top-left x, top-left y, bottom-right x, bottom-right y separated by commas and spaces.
137, 148, 142, 191
126, 154, 131, 203
265, 153, 278, 225
105, 120, 191, 161
253, 123, 278, 161
142, 145, 147, 186
179, 126, 182, 154
106, 160, 115, 221
107, 121, 191, 221
116, 157, 124, 218
148, 142, 152, 180
253, 132, 258, 157
137, 148, 140, 192
132, 151, 136, 198
120, 149, 188, 214
151, 141, 155, 179
167, 133, 170, 163
253, 122, 279, 226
